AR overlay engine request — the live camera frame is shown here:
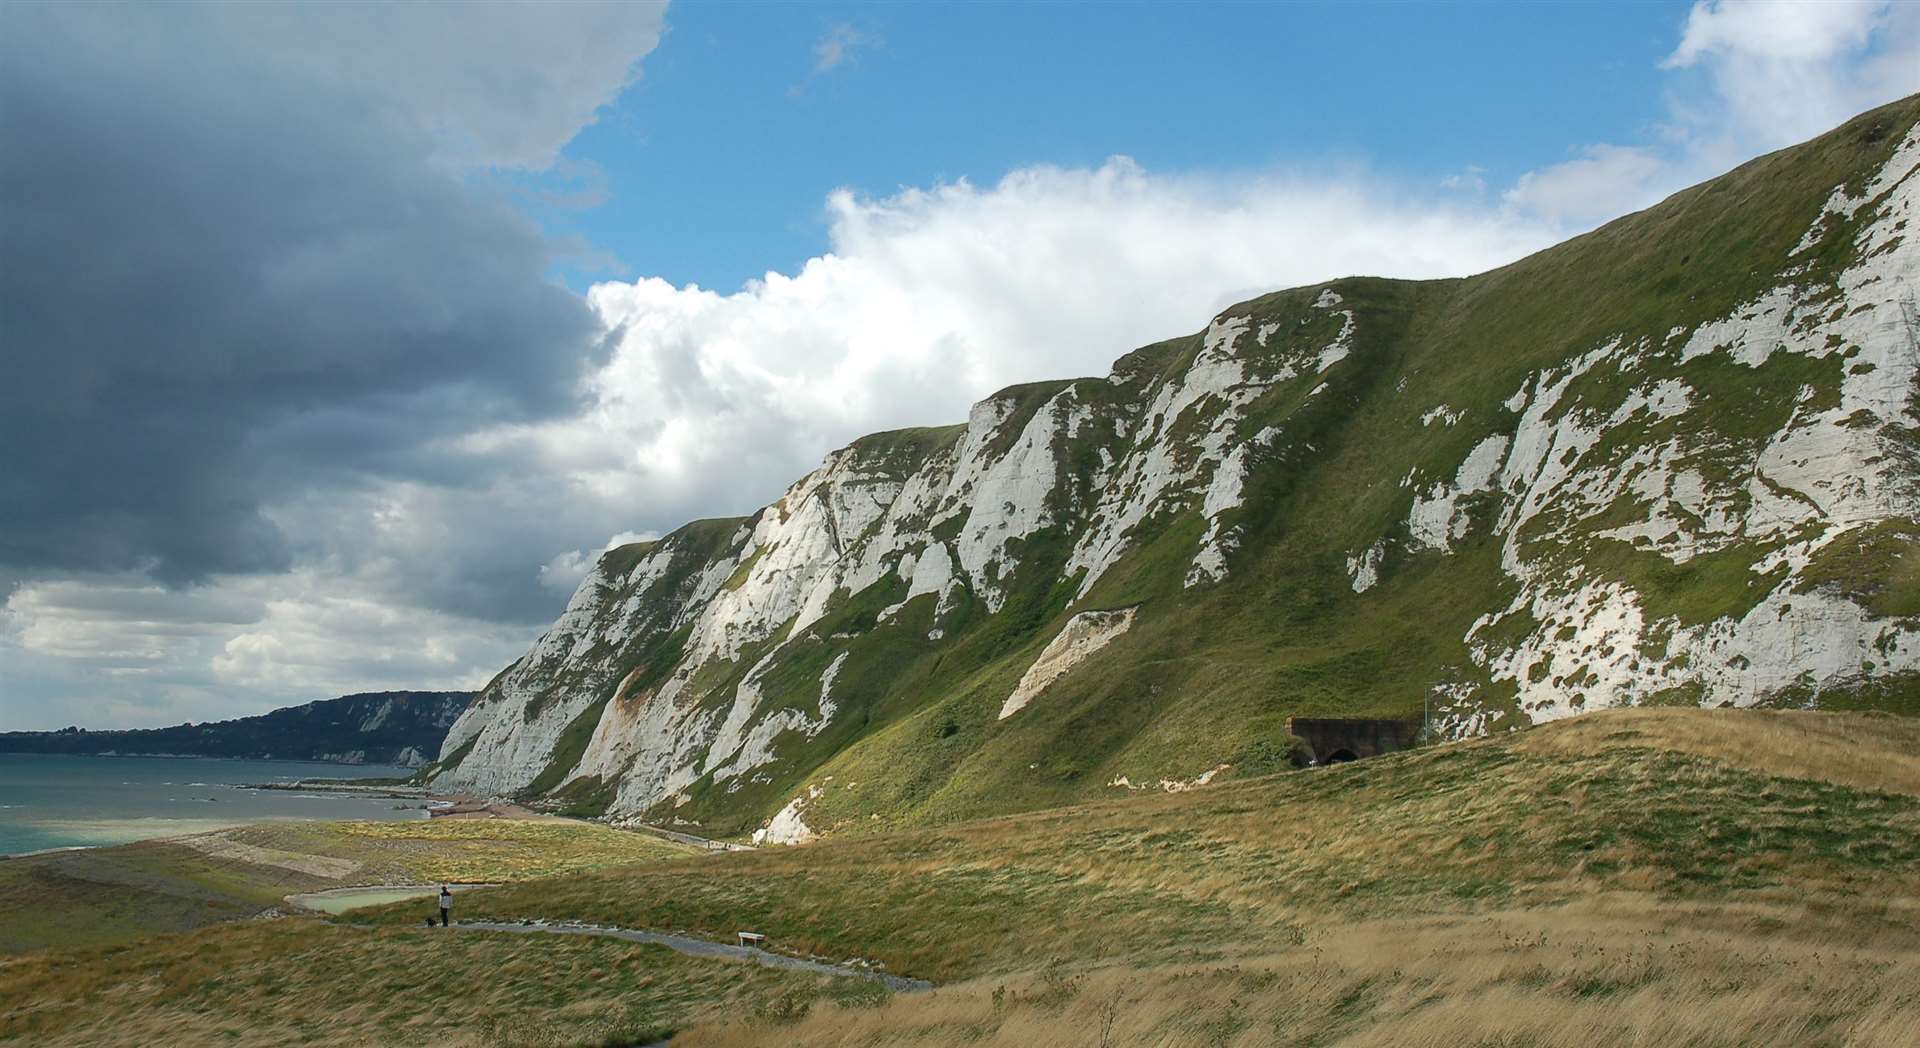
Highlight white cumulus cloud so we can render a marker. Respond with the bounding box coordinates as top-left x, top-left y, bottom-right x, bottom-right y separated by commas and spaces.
1505, 0, 1920, 226
1667, 0, 1885, 67
528, 159, 1558, 540
1505, 144, 1669, 225
8, 0, 1916, 732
